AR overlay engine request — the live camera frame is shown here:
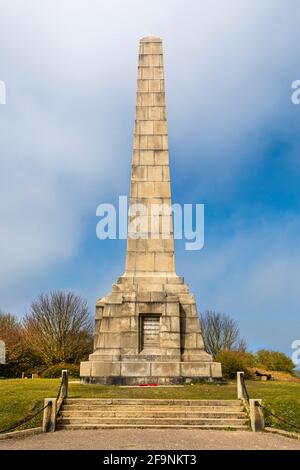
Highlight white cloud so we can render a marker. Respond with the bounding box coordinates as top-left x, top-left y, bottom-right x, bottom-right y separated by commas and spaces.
0, 0, 299, 342
176, 214, 300, 352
